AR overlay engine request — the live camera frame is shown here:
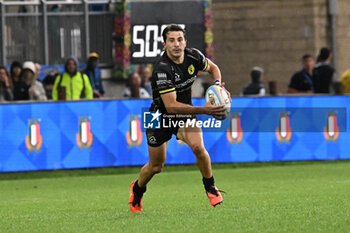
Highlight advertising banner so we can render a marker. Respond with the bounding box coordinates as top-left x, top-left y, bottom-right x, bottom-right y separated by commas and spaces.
0, 96, 349, 172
